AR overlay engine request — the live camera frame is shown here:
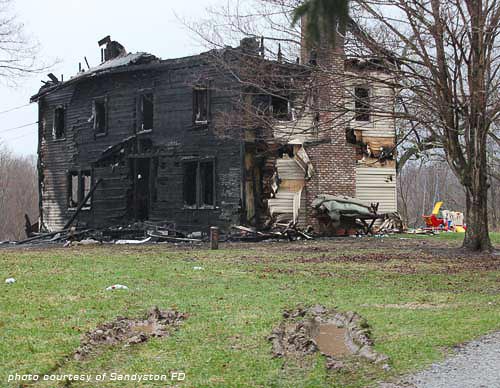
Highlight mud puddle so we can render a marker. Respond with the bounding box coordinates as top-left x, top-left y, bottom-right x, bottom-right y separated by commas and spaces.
74, 306, 187, 360
312, 323, 351, 358
268, 305, 388, 370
